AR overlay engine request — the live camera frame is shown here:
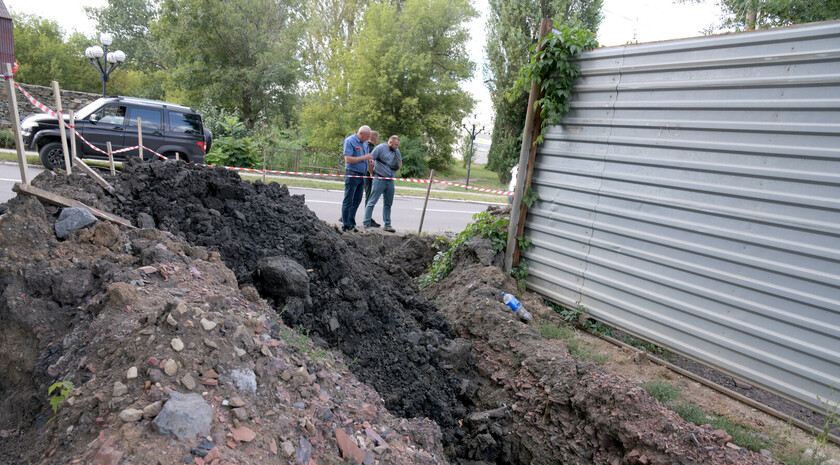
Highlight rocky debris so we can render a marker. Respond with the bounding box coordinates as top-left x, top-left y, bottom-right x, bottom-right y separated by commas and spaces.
54, 206, 97, 238
253, 255, 311, 302
0, 185, 448, 465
